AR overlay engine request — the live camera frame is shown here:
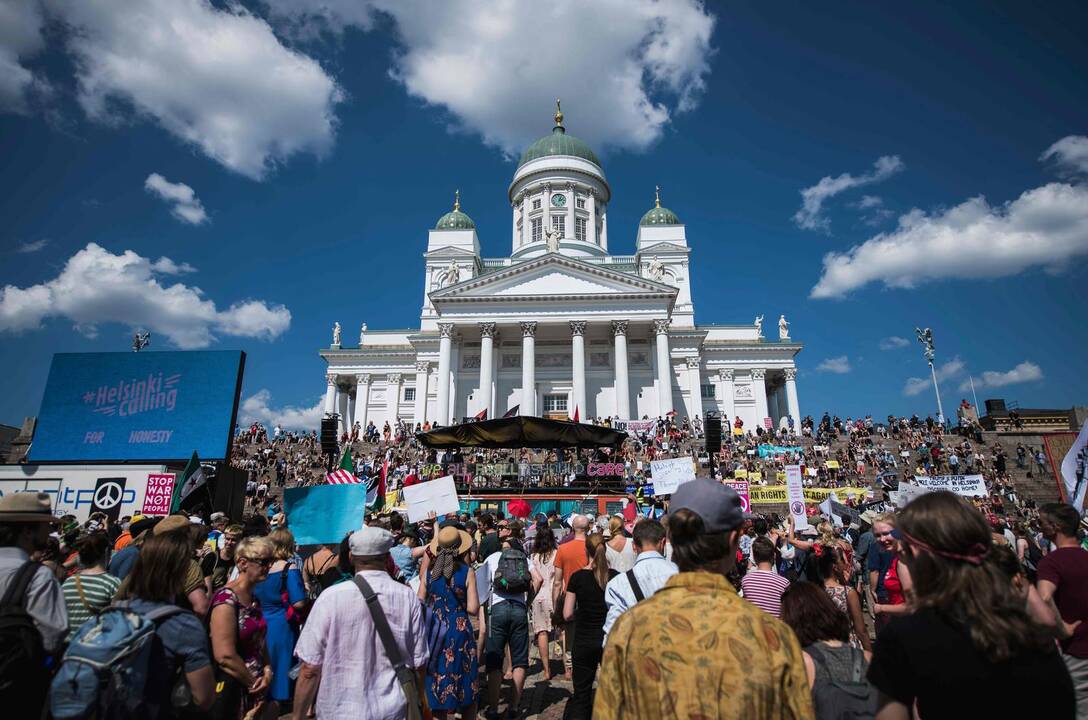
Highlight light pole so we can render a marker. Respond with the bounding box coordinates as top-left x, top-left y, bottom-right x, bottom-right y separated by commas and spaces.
914, 327, 944, 425
132, 331, 151, 352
